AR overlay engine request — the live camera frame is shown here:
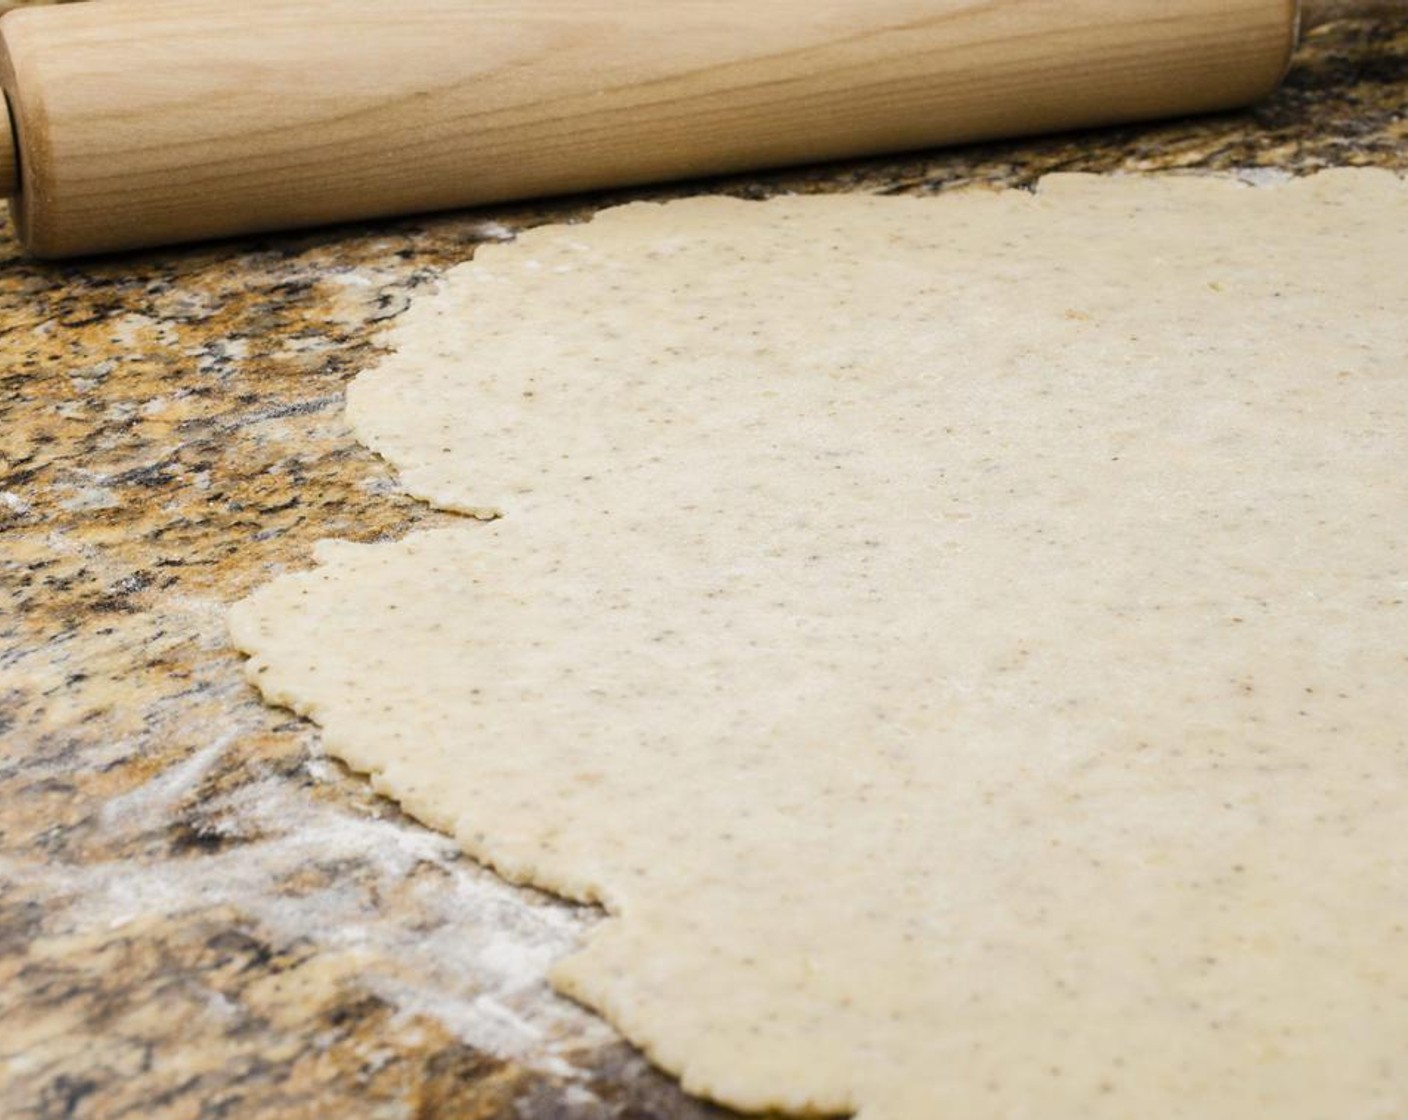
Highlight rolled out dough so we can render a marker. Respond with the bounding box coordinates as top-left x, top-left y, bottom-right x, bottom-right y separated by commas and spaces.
230, 171, 1408, 1119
